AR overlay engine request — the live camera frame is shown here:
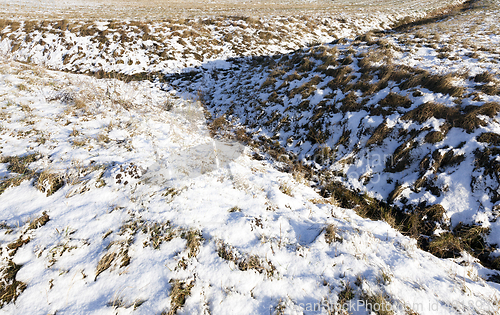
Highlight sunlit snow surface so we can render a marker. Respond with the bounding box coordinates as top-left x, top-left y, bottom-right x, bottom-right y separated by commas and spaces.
1, 0, 500, 314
